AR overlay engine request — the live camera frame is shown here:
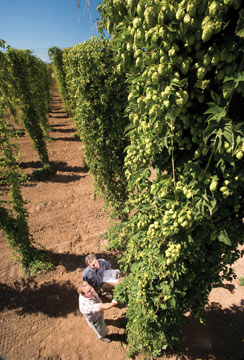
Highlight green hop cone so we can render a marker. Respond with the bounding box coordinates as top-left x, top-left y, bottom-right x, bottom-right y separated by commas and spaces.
210, 180, 218, 192
236, 151, 243, 160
